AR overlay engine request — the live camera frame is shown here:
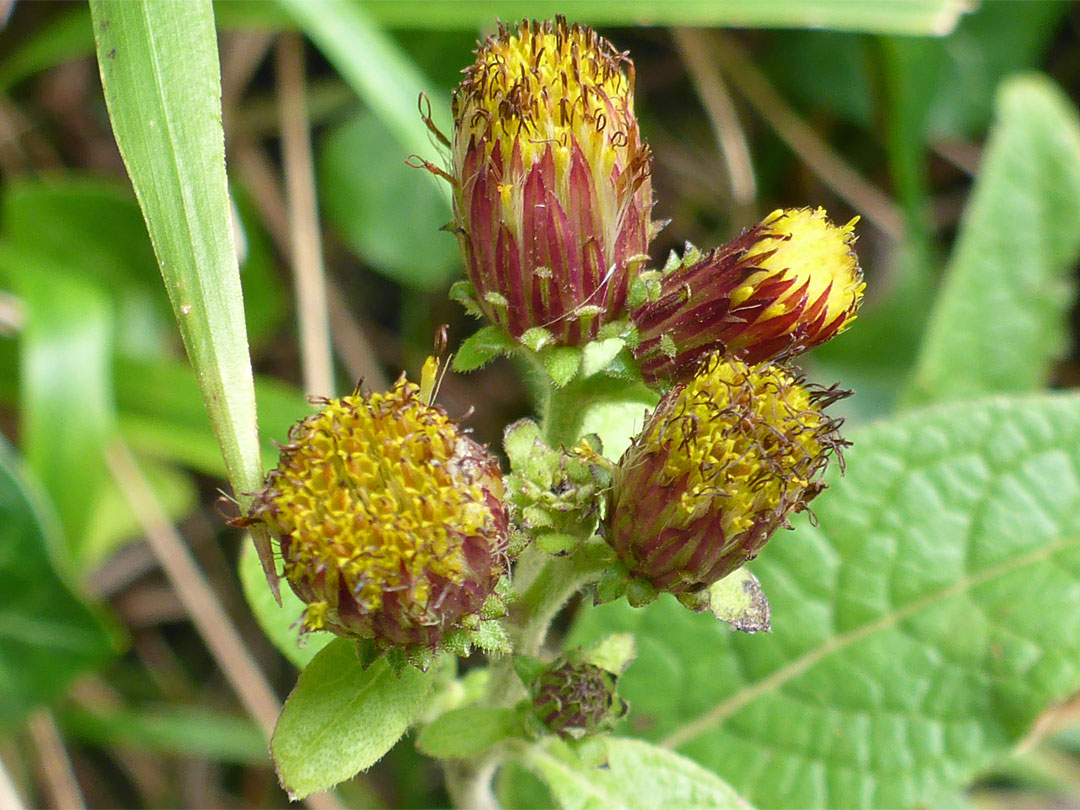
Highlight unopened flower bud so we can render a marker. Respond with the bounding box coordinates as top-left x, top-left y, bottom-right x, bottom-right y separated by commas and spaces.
531, 660, 627, 740
246, 373, 508, 652
631, 207, 864, 382
451, 17, 655, 345
605, 355, 846, 596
